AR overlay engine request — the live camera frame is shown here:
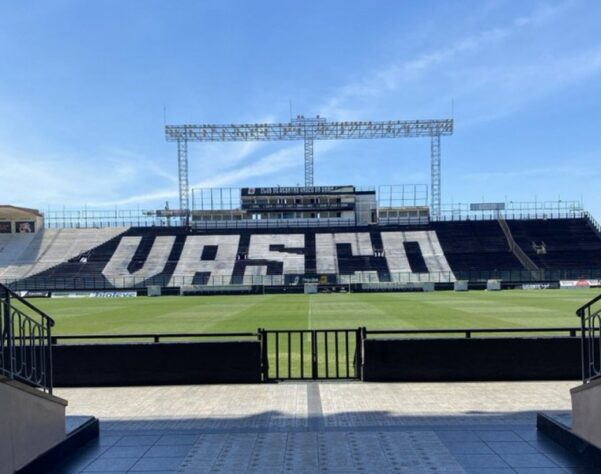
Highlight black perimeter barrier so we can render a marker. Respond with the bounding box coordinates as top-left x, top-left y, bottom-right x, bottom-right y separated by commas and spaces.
50, 327, 583, 386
